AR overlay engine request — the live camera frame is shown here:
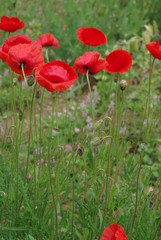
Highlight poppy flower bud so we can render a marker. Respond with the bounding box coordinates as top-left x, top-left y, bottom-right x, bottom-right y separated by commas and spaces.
19, 110, 23, 121
77, 146, 84, 156
27, 75, 35, 87
36, 90, 41, 99
94, 119, 104, 131
120, 80, 127, 91
91, 137, 103, 146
